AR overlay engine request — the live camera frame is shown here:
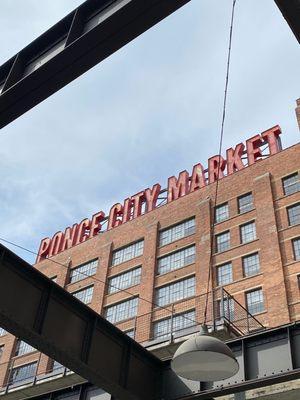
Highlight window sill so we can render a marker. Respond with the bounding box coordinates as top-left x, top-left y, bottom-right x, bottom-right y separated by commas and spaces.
156, 261, 196, 277
214, 208, 255, 227
158, 230, 196, 249
214, 238, 259, 256
215, 272, 263, 289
